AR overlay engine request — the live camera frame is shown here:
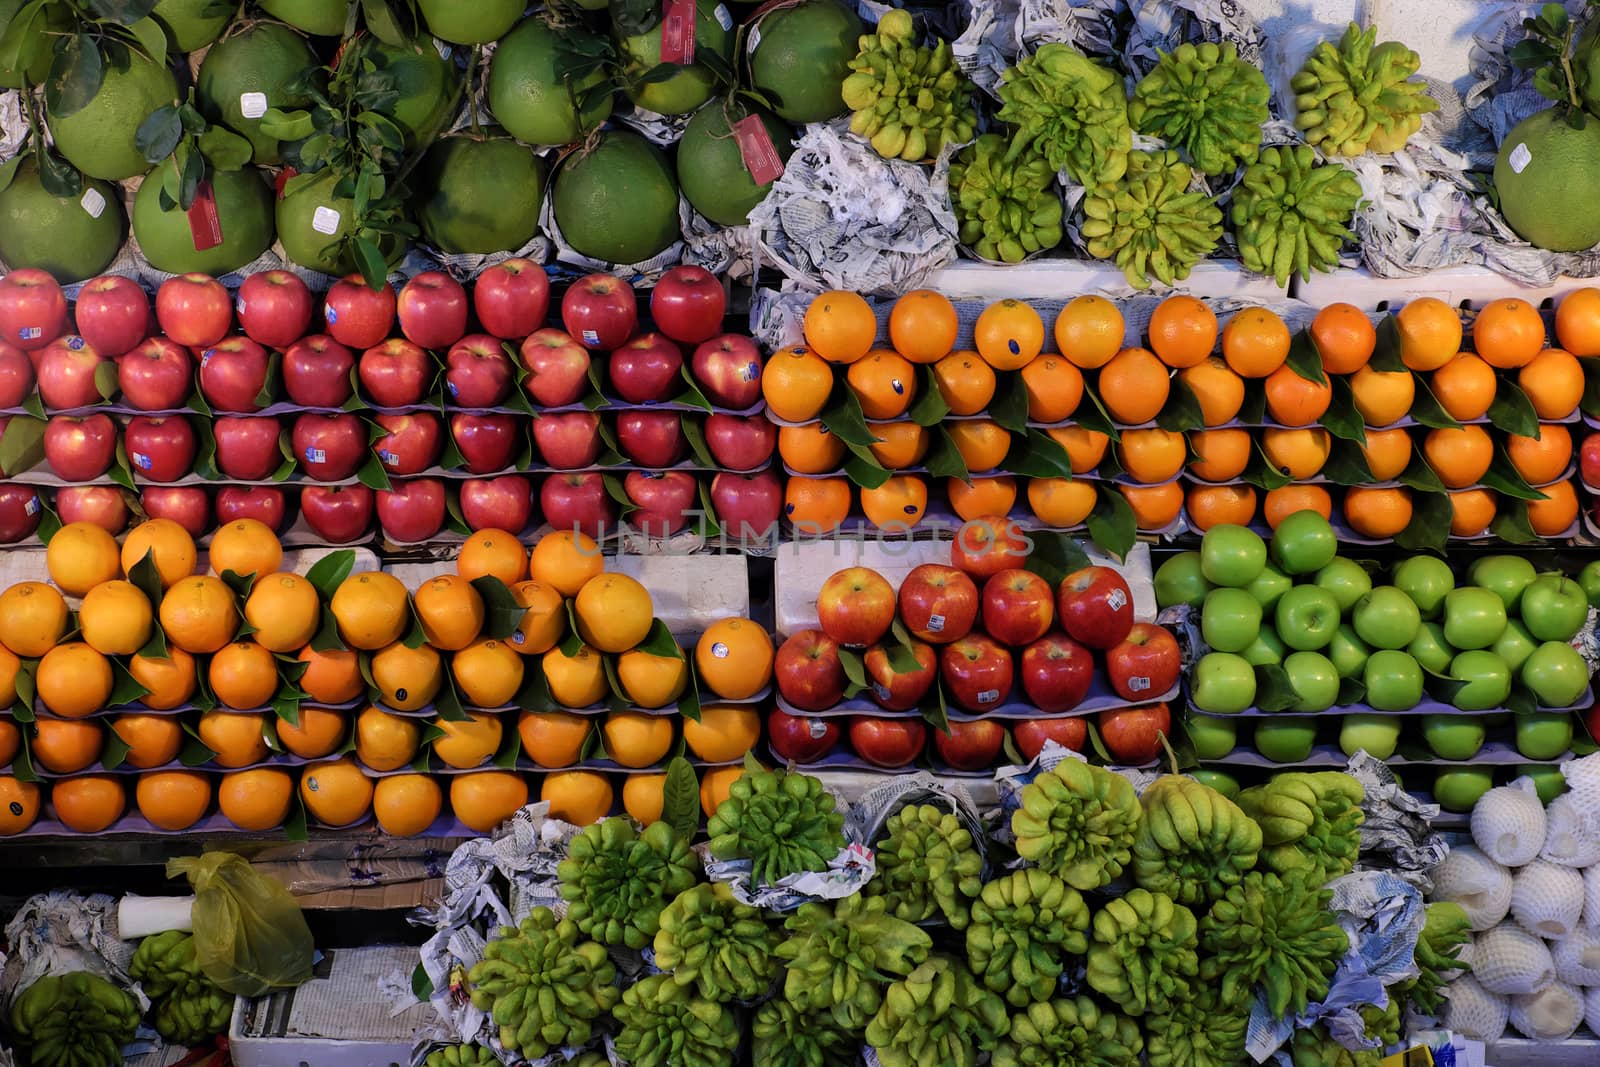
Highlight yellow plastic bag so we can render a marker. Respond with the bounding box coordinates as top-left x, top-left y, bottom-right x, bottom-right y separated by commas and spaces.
167, 853, 314, 997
